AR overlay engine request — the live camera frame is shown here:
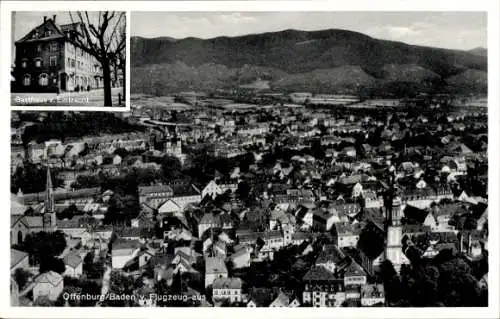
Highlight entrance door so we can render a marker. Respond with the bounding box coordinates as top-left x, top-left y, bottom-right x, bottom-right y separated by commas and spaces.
60, 74, 67, 91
